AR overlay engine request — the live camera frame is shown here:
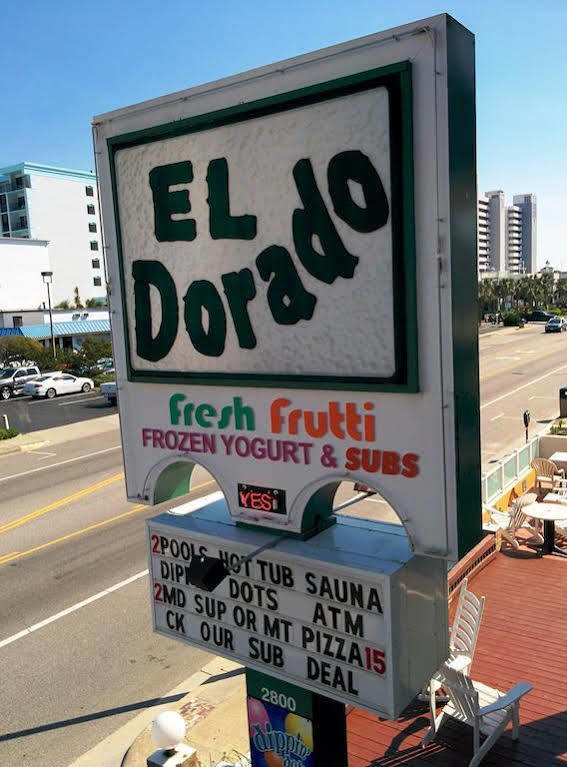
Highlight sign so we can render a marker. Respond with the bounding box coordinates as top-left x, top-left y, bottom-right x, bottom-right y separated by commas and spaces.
147, 496, 448, 719
94, 14, 480, 558
238, 483, 286, 515
246, 672, 315, 767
